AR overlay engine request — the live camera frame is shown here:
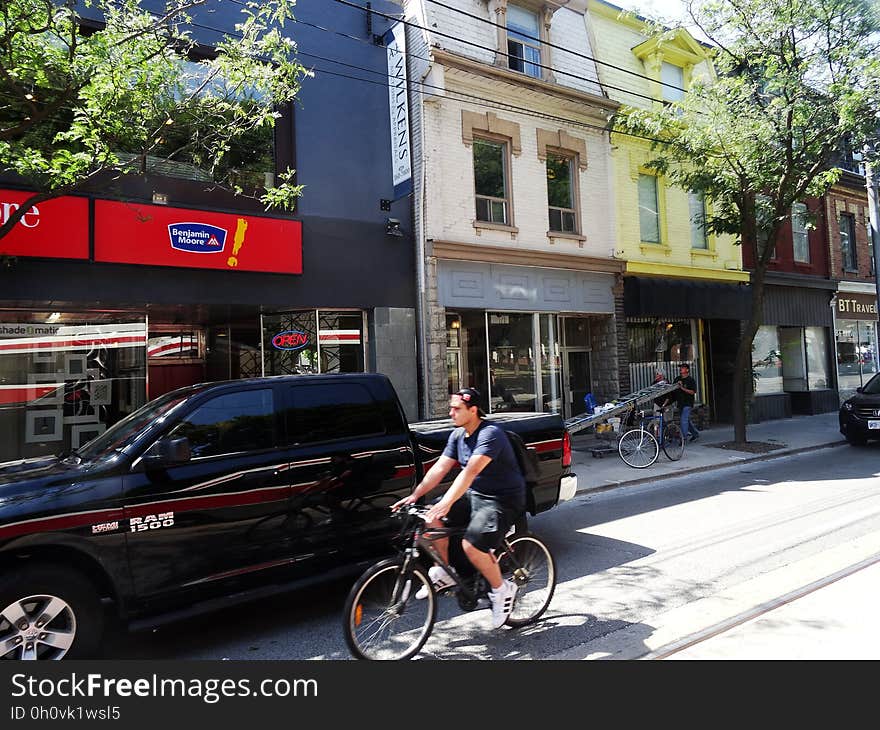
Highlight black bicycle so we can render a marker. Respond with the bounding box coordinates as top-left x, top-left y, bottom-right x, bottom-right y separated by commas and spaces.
342, 505, 556, 660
